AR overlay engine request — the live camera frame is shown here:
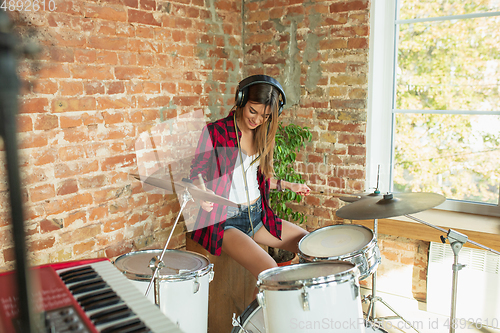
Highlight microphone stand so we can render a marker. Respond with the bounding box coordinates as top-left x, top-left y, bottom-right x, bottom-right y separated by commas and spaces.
405, 214, 500, 333
0, 11, 38, 333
